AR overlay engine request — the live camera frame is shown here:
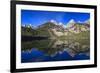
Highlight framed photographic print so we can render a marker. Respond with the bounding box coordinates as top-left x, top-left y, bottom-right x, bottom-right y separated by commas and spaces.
11, 1, 97, 72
